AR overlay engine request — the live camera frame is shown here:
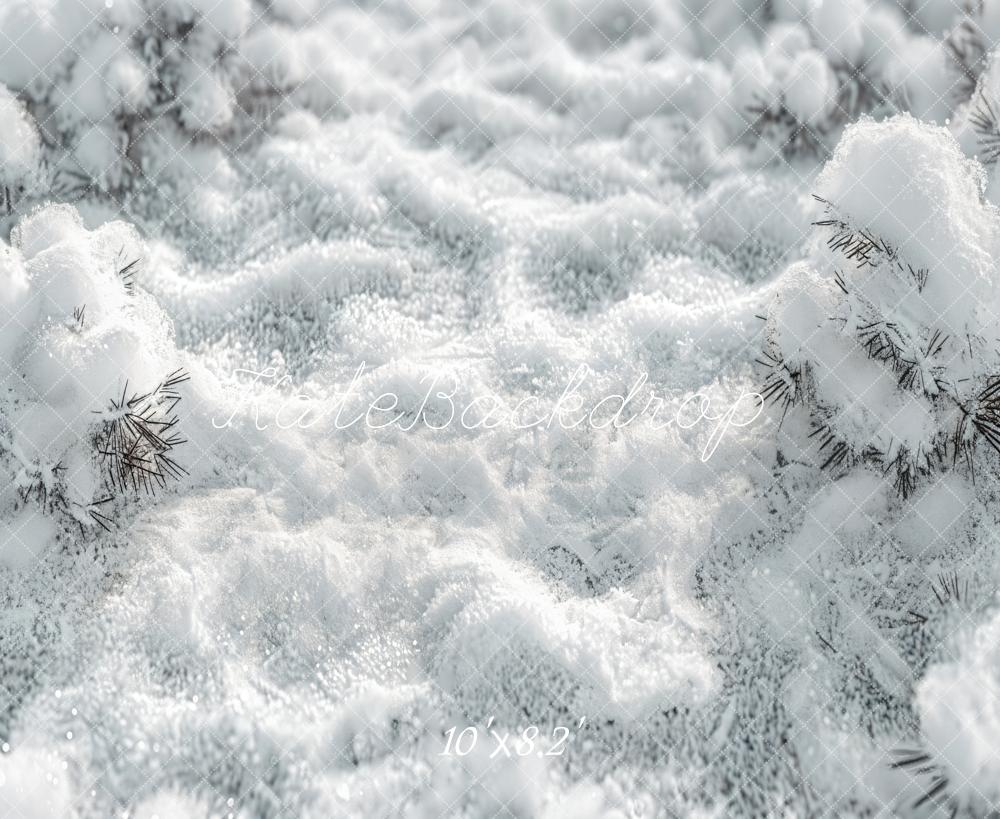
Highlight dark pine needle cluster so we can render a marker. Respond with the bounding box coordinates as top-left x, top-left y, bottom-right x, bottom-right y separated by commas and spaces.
94, 369, 190, 498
